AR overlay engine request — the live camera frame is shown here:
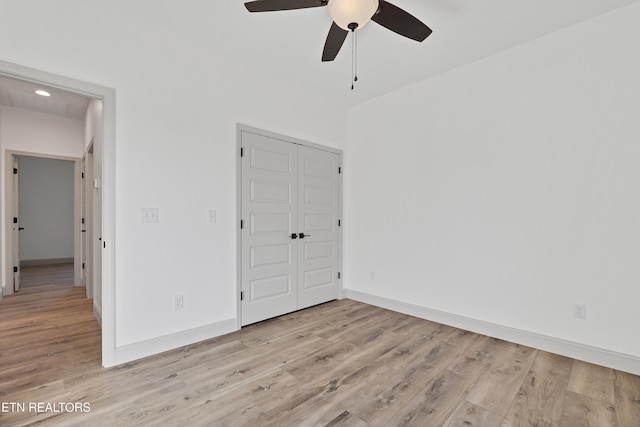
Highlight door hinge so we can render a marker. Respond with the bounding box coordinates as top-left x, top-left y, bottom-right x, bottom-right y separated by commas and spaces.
240, 147, 244, 157
240, 291, 245, 301
338, 219, 341, 227
338, 272, 341, 279
81, 172, 85, 179
13, 168, 18, 174
82, 263, 85, 270
82, 218, 85, 224
13, 266, 18, 273
338, 166, 342, 174
13, 217, 18, 224
240, 219, 244, 229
